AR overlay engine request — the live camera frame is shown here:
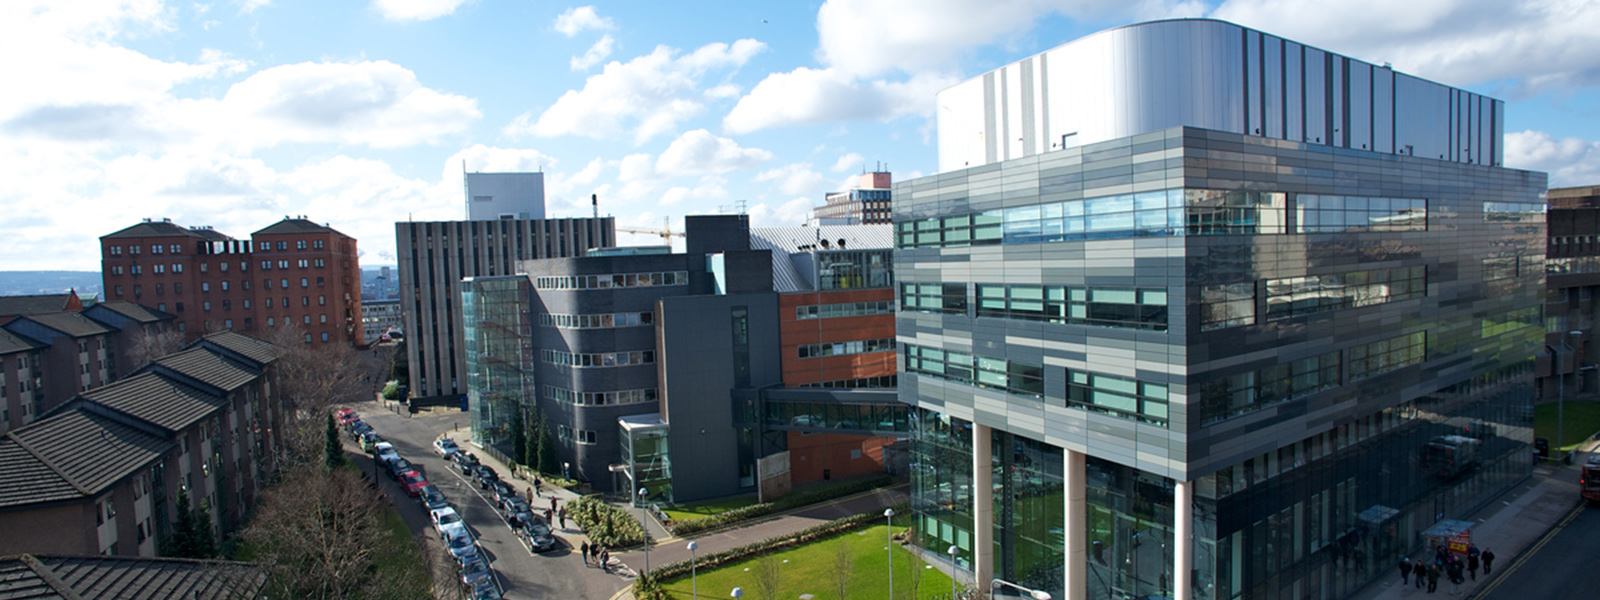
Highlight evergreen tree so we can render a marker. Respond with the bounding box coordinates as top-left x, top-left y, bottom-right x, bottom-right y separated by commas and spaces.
537, 417, 558, 476
192, 500, 216, 558
324, 413, 345, 469
525, 406, 541, 476
509, 403, 527, 466
167, 487, 198, 558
